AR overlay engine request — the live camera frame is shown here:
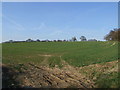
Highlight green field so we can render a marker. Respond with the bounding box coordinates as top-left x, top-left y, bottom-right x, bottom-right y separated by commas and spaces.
2, 41, 119, 88
2, 41, 118, 67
